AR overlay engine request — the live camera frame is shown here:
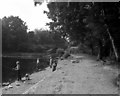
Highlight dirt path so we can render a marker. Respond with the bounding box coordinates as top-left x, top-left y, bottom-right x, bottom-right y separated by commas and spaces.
2, 54, 119, 94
